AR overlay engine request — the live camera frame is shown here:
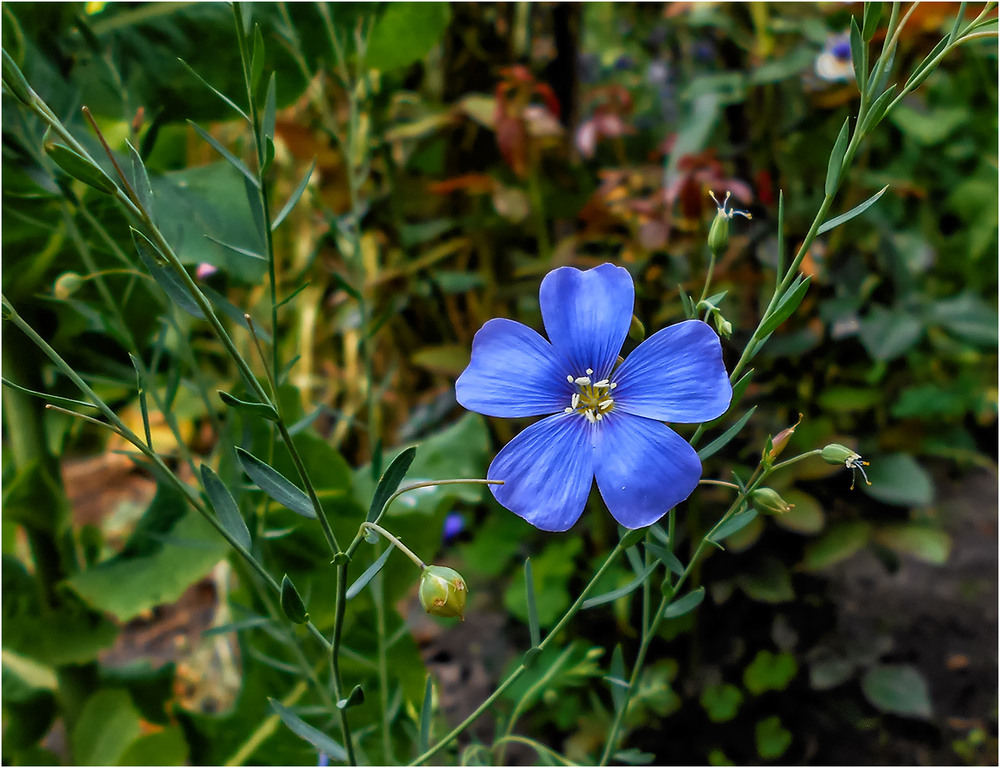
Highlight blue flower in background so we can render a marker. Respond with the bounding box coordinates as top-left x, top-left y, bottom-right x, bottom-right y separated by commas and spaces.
456, 264, 732, 532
